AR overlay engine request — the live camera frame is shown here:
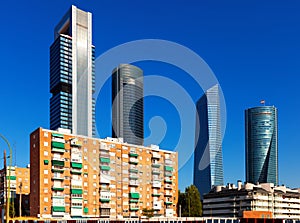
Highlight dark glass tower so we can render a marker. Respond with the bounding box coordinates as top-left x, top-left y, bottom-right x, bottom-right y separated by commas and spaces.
245, 106, 278, 185
112, 64, 144, 145
50, 5, 95, 137
193, 84, 224, 198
